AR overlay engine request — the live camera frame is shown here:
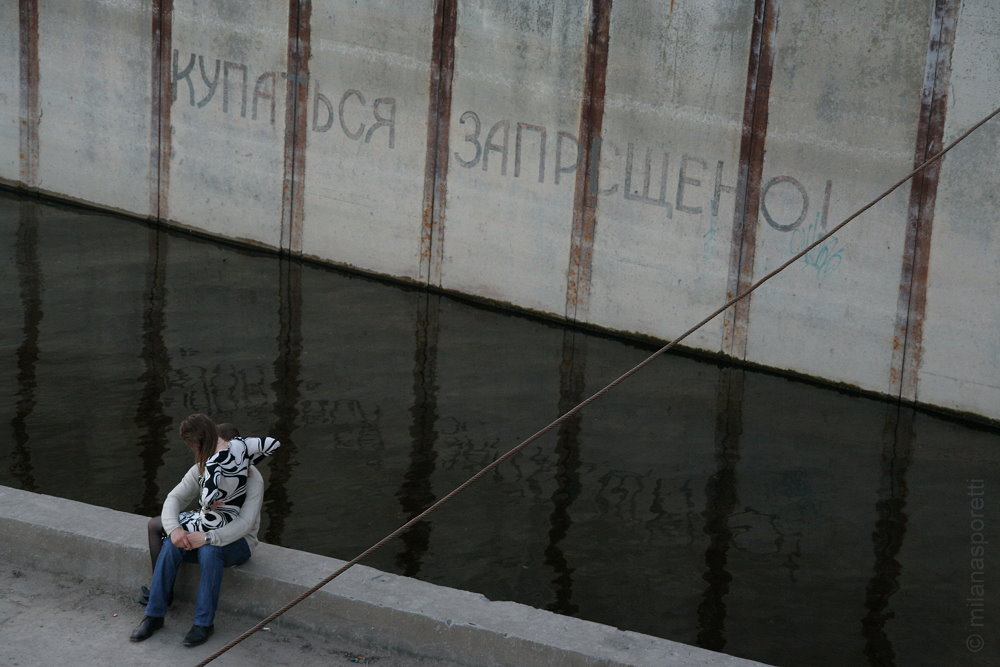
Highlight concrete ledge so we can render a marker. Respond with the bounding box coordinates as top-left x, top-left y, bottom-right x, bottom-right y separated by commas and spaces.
0, 486, 767, 666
